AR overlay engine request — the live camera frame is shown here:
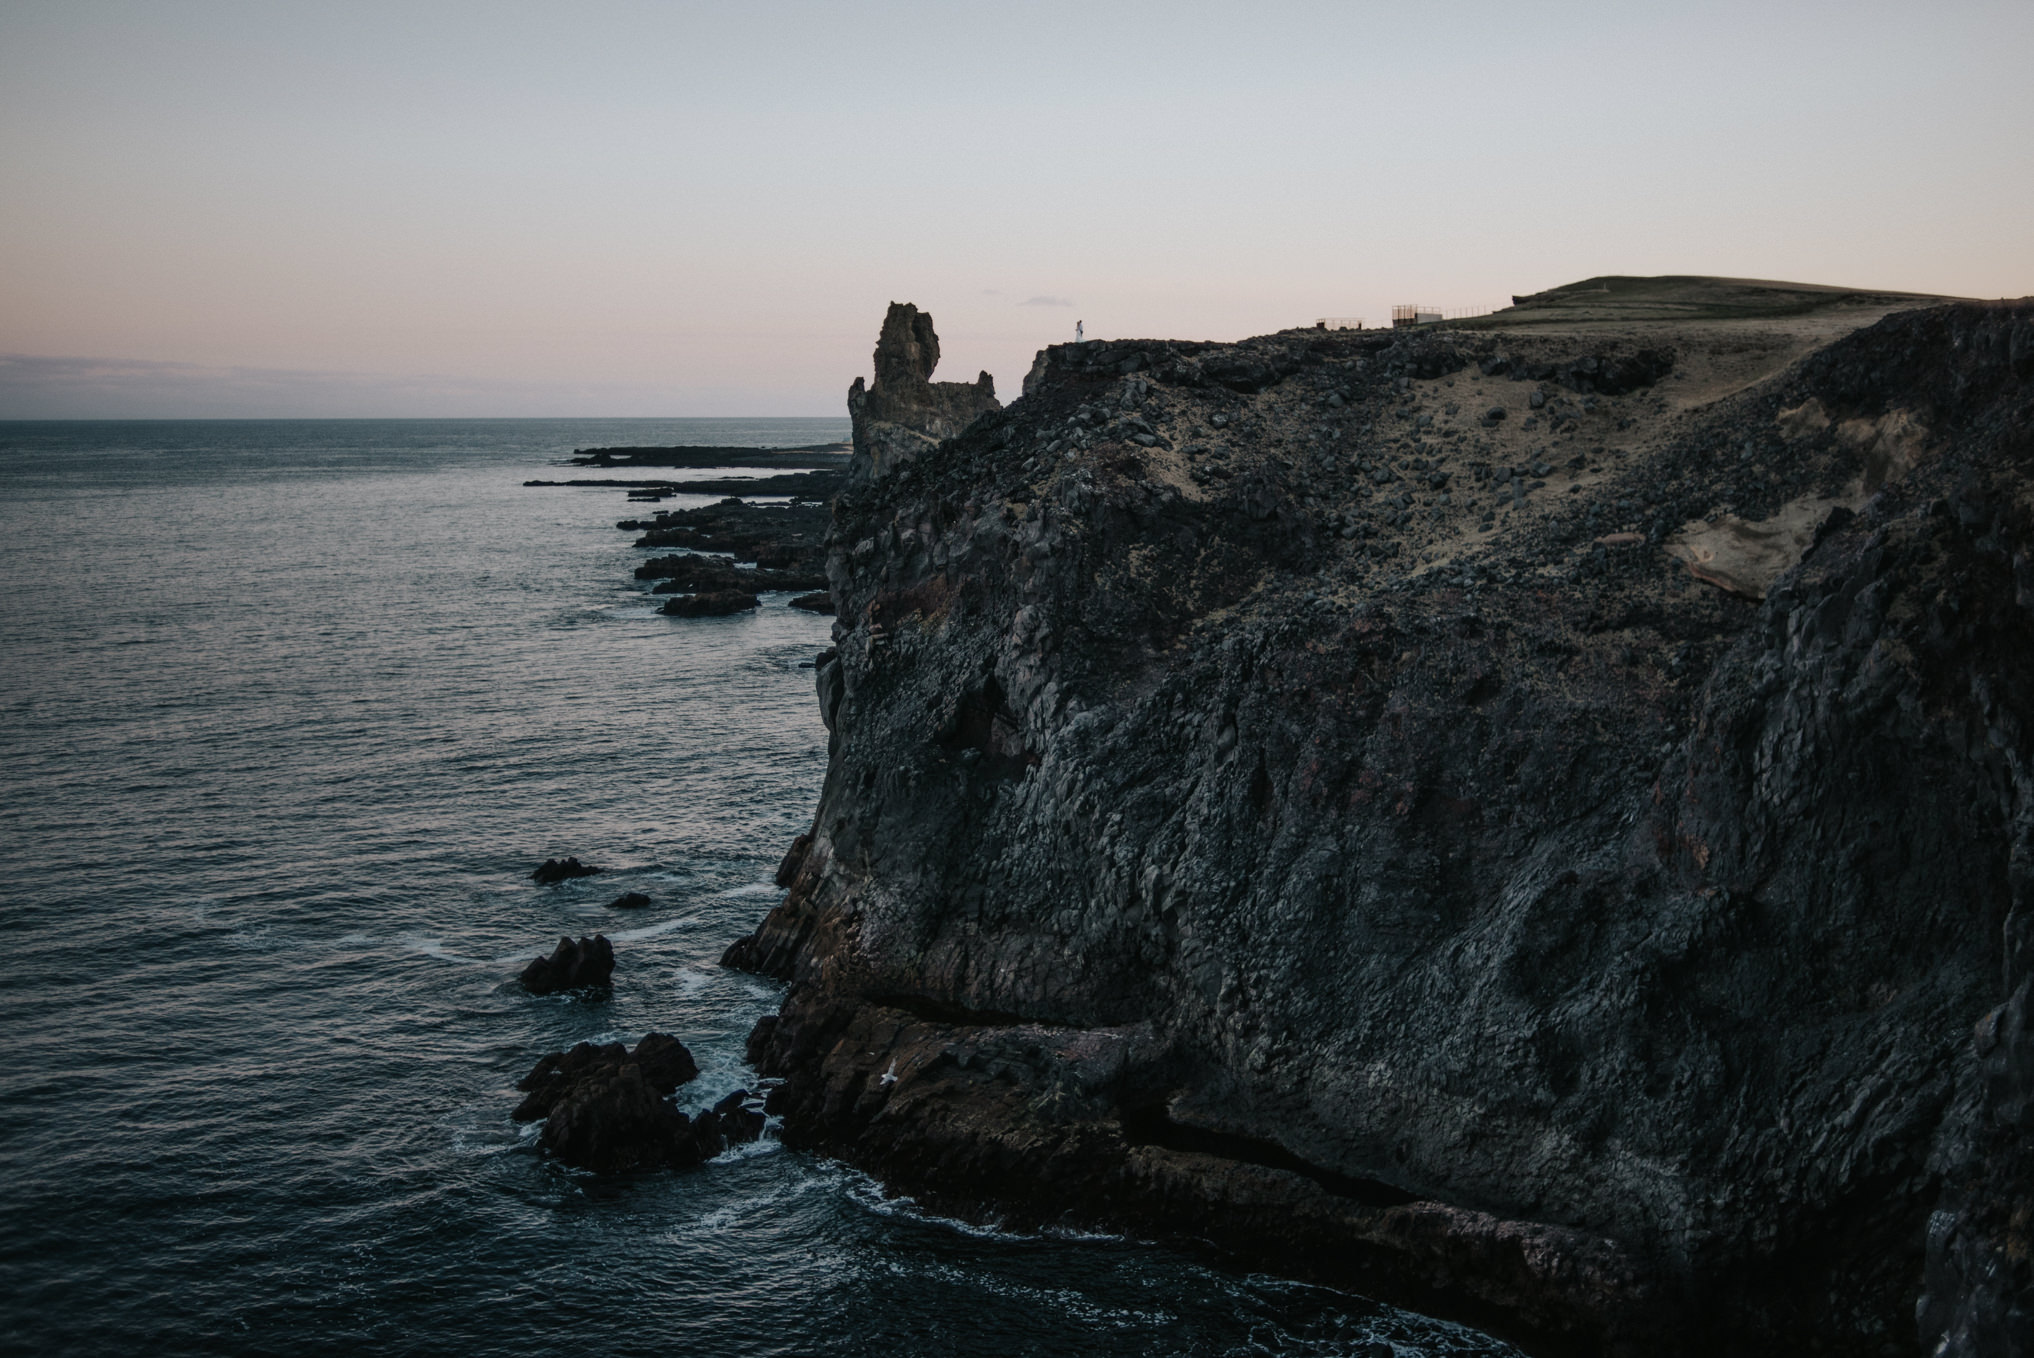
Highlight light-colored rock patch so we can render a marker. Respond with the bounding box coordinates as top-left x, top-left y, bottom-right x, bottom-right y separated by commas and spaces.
1664, 495, 1853, 600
